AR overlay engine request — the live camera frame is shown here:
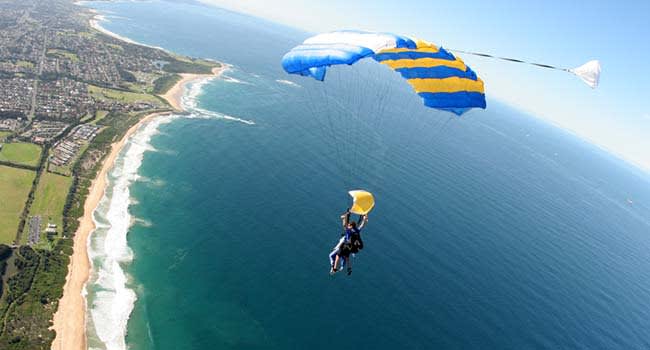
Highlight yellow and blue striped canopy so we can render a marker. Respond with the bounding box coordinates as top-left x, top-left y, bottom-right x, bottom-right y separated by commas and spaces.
281, 30, 486, 115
